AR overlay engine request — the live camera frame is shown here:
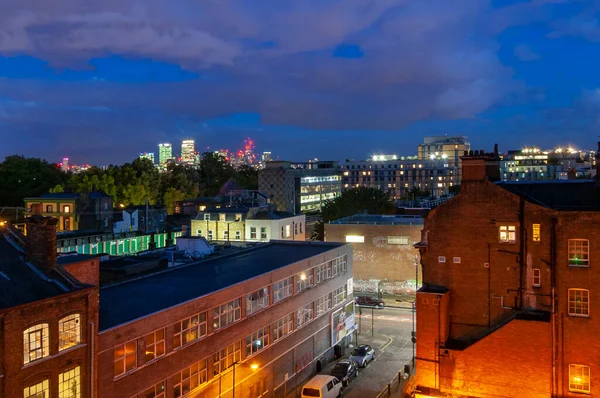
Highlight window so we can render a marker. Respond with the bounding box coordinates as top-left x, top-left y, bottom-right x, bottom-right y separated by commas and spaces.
533, 269, 541, 287
173, 313, 207, 349
532, 224, 541, 243
207, 230, 213, 240
333, 285, 347, 307
59, 367, 81, 398
246, 288, 269, 315
235, 231, 241, 240
173, 359, 207, 397
332, 258, 340, 276
569, 289, 590, 317
245, 326, 269, 358
316, 294, 332, 317
213, 299, 242, 330
273, 277, 293, 303
281, 226, 284, 238
139, 380, 165, 398
24, 379, 49, 398
260, 227, 267, 240
285, 225, 291, 238
223, 230, 229, 240
219, 213, 226, 221
58, 314, 81, 352
250, 227, 257, 239
499, 225, 516, 243
438, 256, 446, 263
63, 205, 71, 213
295, 223, 299, 235
145, 329, 165, 362
569, 364, 591, 394
235, 214, 242, 222
196, 229, 202, 237
23, 323, 49, 364
203, 214, 210, 221
316, 263, 327, 284
213, 342, 241, 375
296, 270, 314, 293
273, 313, 294, 341
46, 204, 53, 213
388, 236, 409, 245
114, 340, 136, 377
345, 235, 364, 243
569, 239, 589, 267
296, 303, 313, 329
299, 222, 303, 233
